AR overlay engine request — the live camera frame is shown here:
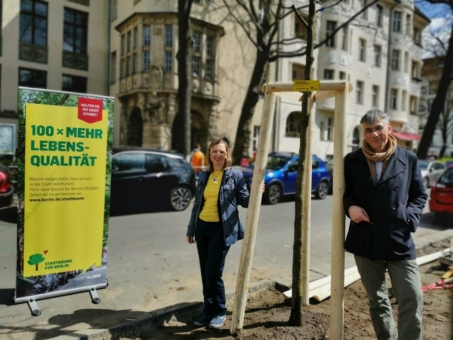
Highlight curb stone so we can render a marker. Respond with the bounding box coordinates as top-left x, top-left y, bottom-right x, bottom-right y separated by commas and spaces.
49, 279, 284, 340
